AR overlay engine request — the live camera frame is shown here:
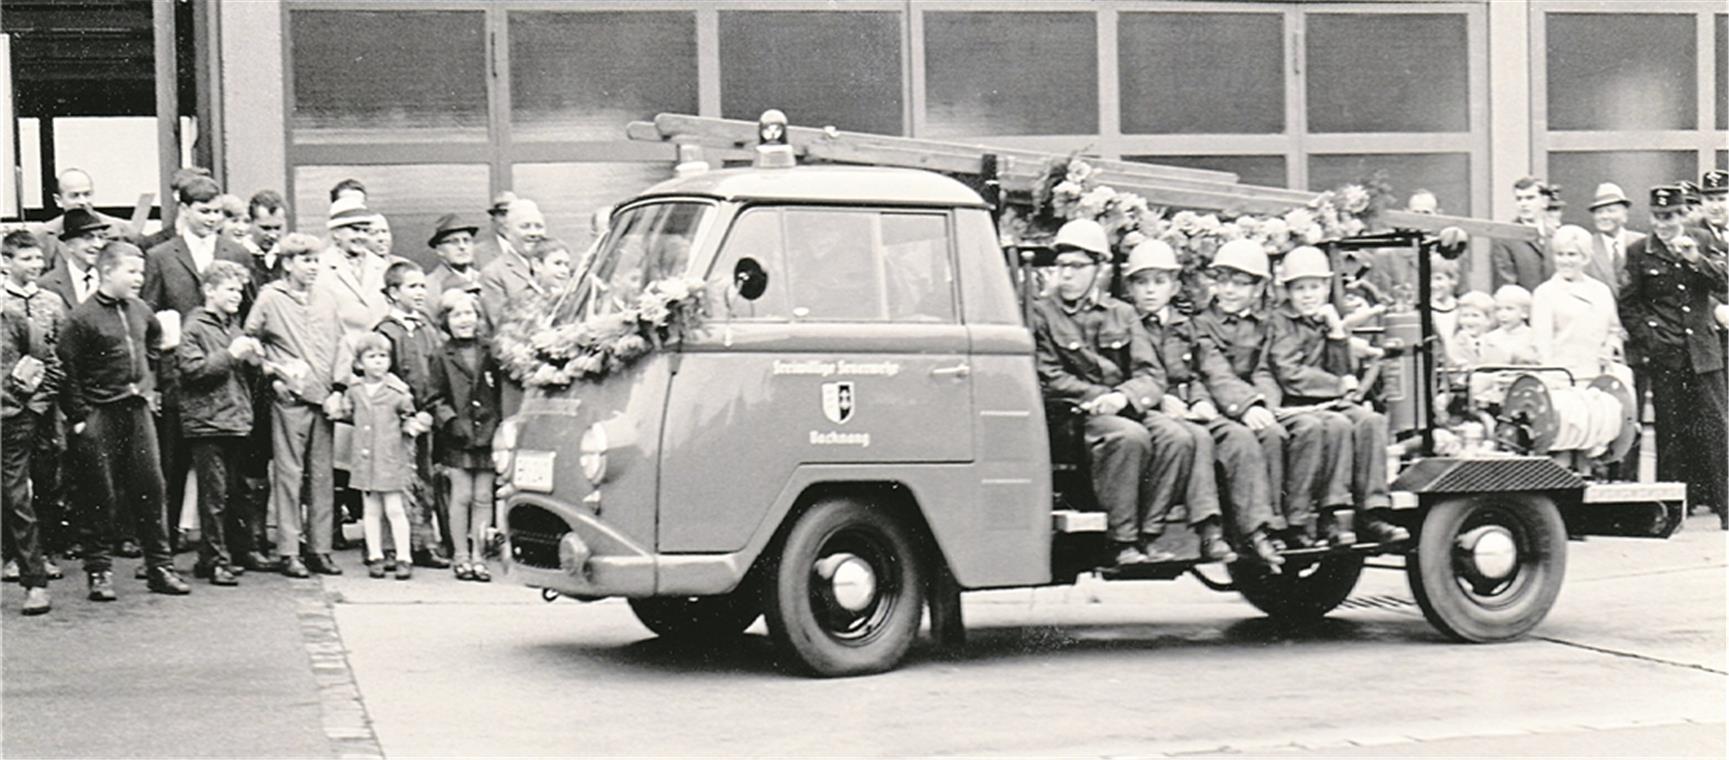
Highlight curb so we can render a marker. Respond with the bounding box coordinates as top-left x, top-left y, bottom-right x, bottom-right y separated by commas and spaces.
289, 576, 386, 760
